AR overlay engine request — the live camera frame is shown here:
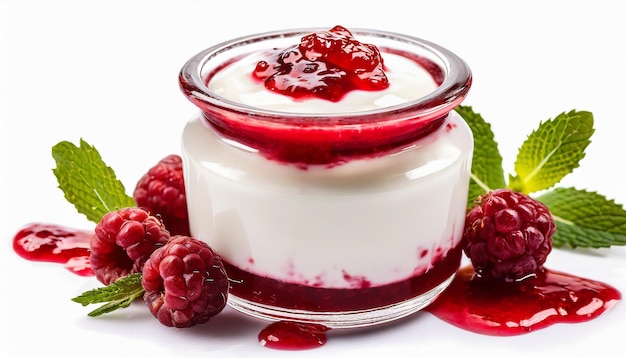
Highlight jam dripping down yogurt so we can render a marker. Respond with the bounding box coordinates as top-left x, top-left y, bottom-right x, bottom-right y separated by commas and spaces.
253, 25, 389, 102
